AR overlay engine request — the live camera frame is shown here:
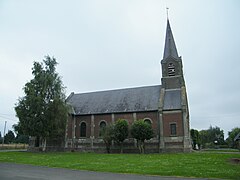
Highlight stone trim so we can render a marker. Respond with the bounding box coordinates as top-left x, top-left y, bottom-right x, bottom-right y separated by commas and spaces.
163, 110, 182, 114
143, 117, 153, 124
98, 120, 108, 126
111, 113, 115, 123
72, 115, 76, 139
